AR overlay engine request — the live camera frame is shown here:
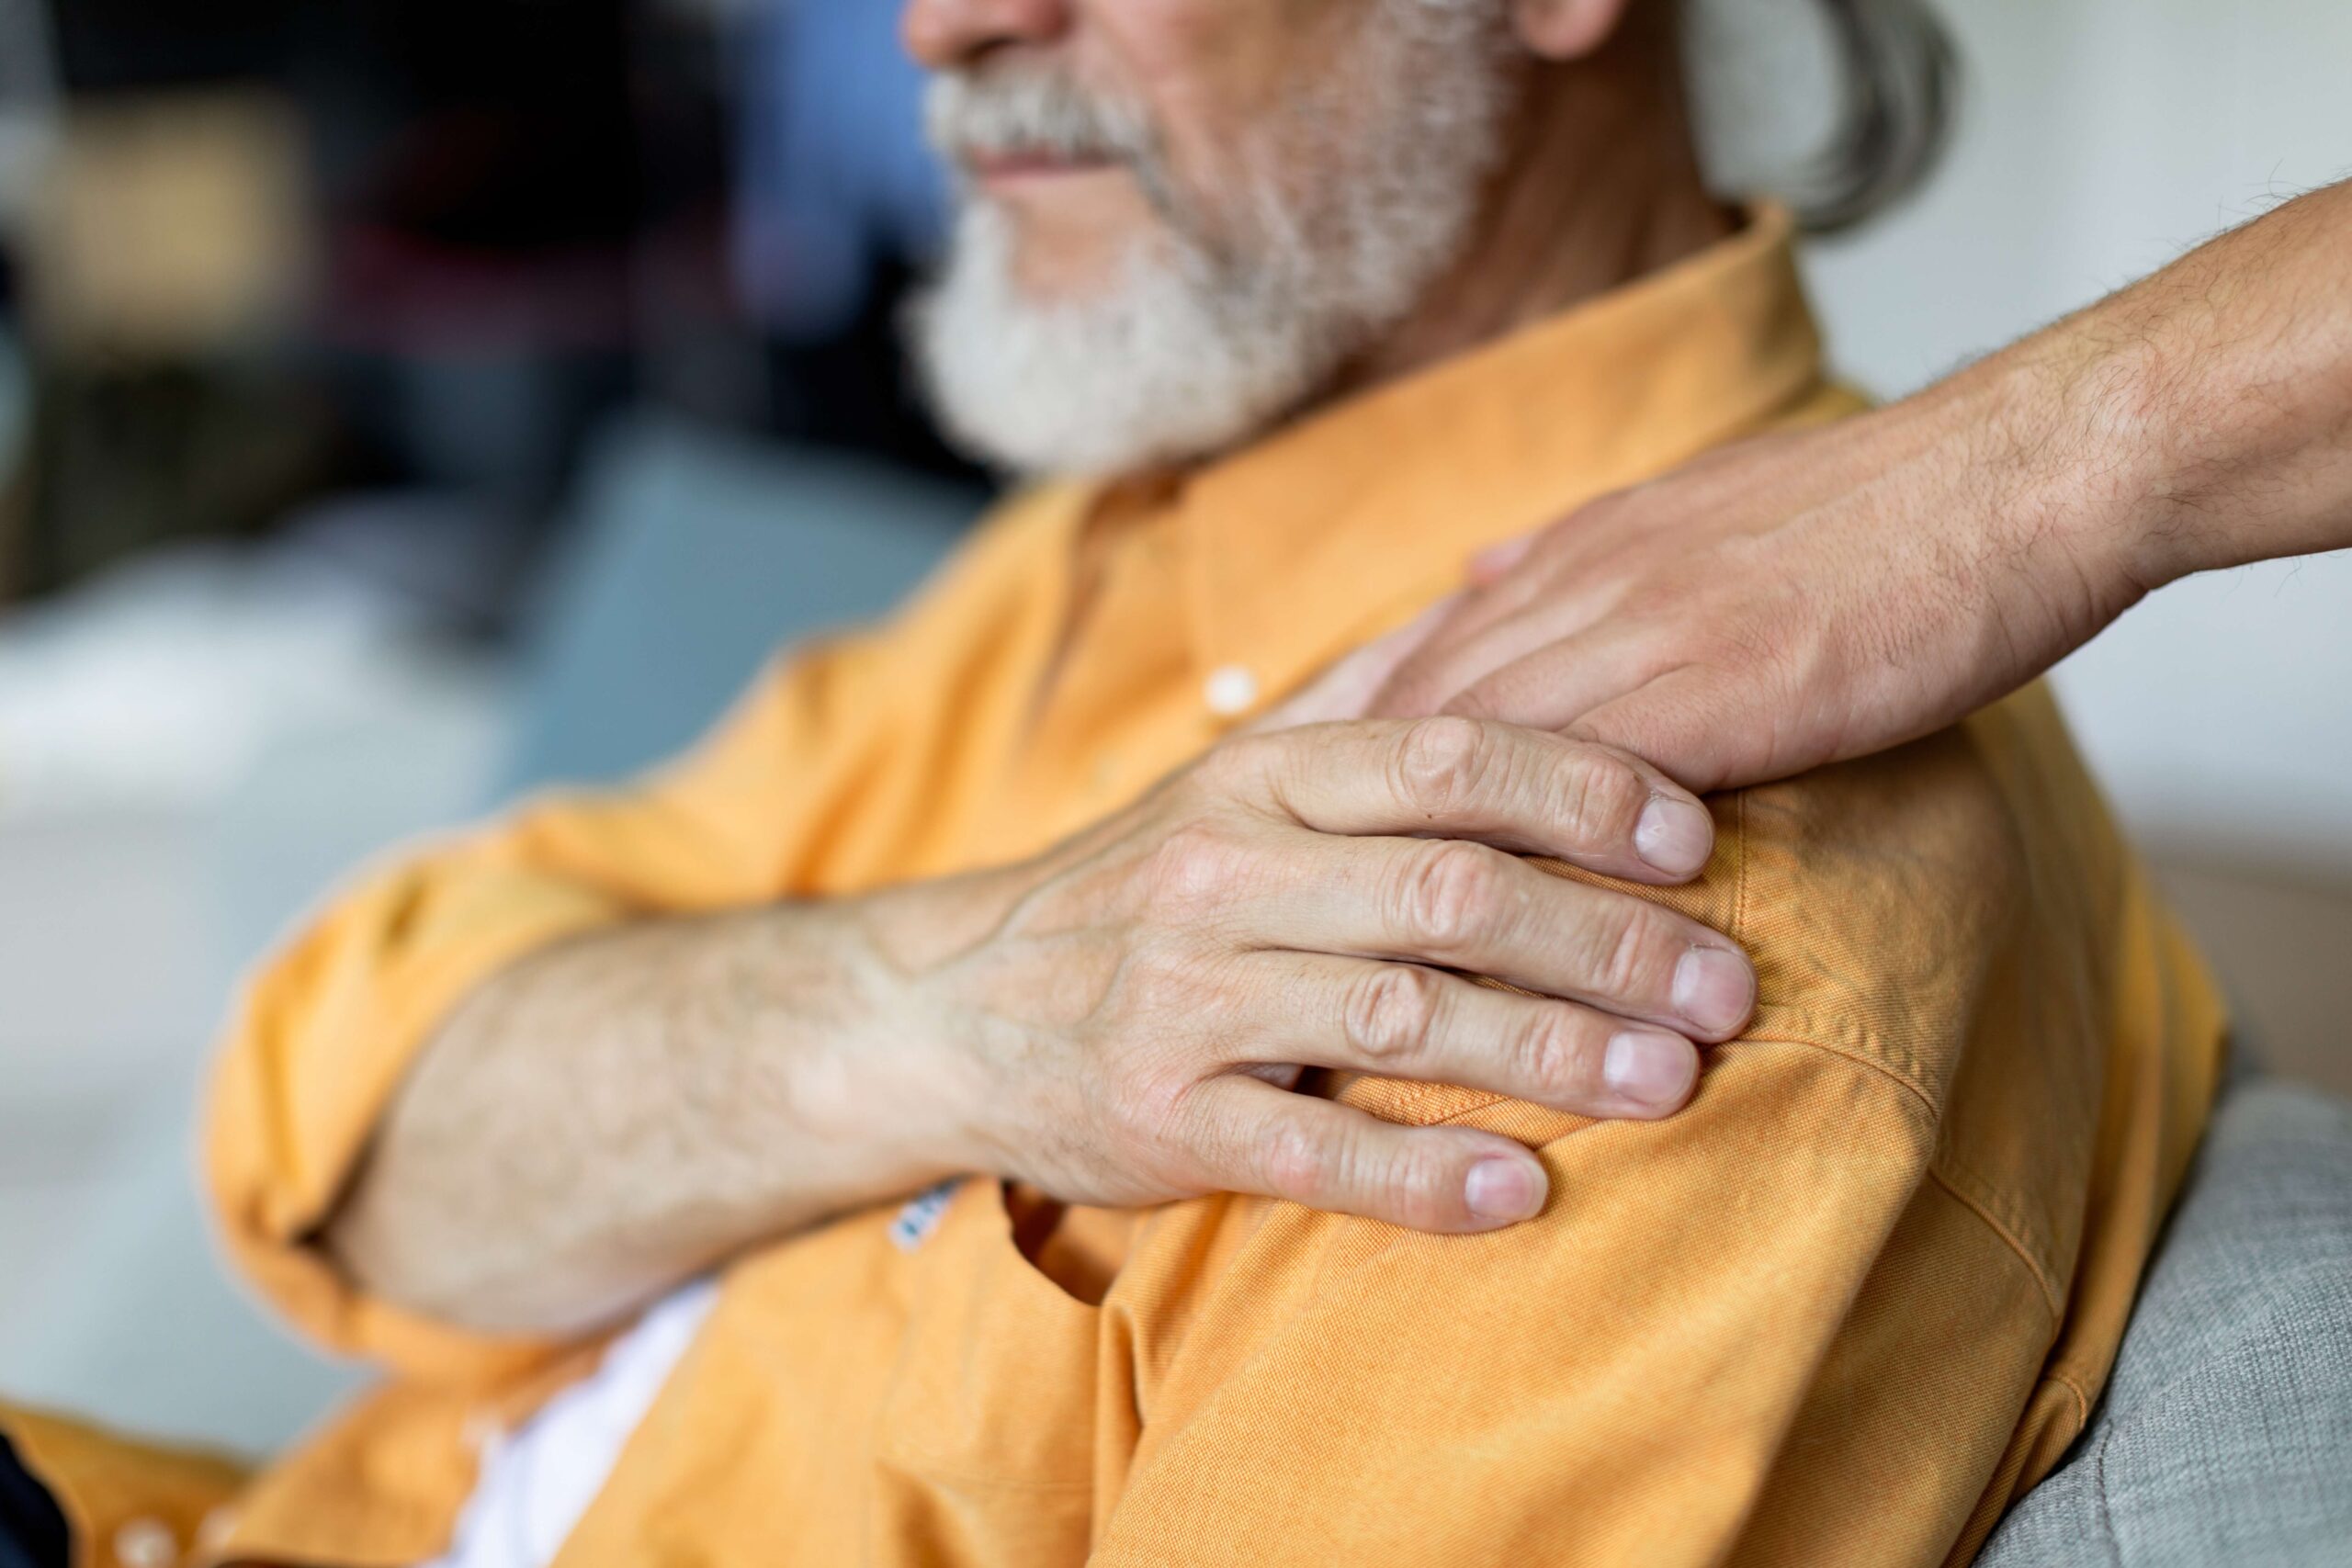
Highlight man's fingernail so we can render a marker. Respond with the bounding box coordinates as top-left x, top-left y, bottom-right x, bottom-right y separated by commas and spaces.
1464, 1157, 1544, 1222
1469, 536, 1535, 582
1673, 946, 1755, 1036
1634, 797, 1713, 876
1605, 1030, 1698, 1109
